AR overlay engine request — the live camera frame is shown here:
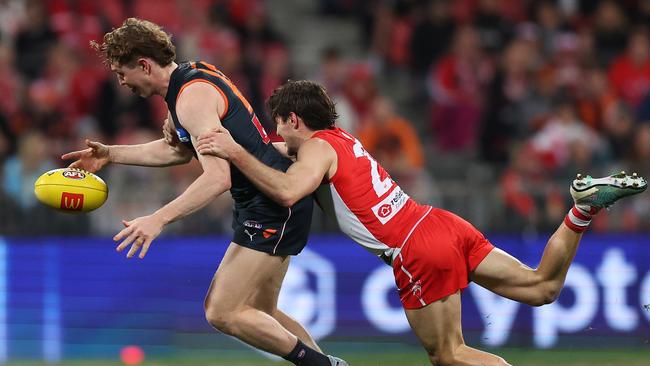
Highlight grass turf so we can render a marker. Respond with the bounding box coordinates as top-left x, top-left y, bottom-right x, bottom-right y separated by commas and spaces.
5, 348, 650, 366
